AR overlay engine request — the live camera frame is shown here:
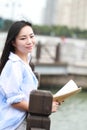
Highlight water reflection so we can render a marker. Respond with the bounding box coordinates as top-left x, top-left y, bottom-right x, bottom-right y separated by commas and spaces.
50, 91, 87, 130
